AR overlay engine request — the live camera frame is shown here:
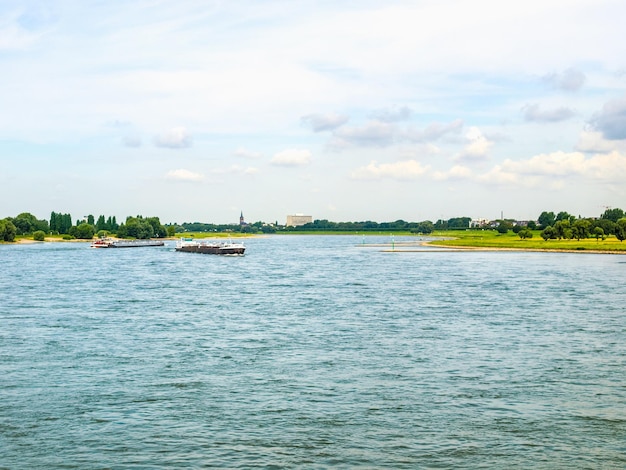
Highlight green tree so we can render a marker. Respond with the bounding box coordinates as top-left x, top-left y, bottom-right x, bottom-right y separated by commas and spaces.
145, 217, 167, 238
601, 208, 625, 222
50, 211, 58, 233
555, 211, 575, 223
615, 218, 626, 242
116, 223, 128, 238
518, 229, 533, 239
538, 211, 555, 229
593, 218, 616, 236
123, 217, 154, 239
33, 230, 46, 241
411, 221, 434, 234
61, 213, 72, 234
49, 211, 72, 233
553, 220, 572, 240
571, 219, 591, 240
541, 226, 556, 240
496, 220, 513, 234
448, 217, 471, 229
96, 215, 106, 232
0, 218, 17, 241
51, 213, 73, 234
592, 227, 605, 242
69, 223, 95, 239
13, 212, 48, 235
